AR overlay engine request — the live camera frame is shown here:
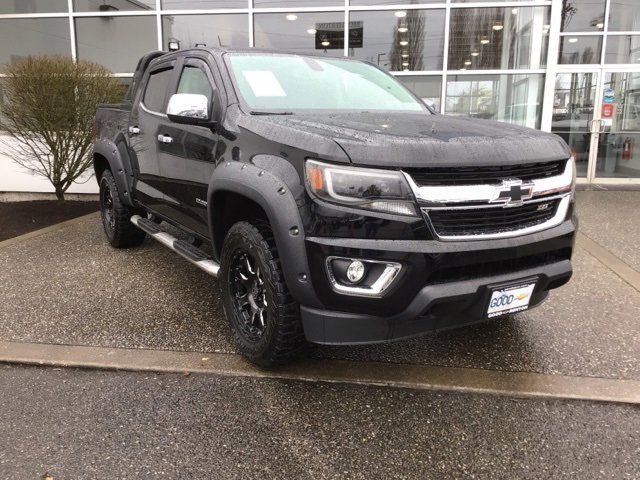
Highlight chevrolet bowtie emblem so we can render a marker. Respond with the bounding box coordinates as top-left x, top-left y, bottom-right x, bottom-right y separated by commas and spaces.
490, 180, 534, 206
